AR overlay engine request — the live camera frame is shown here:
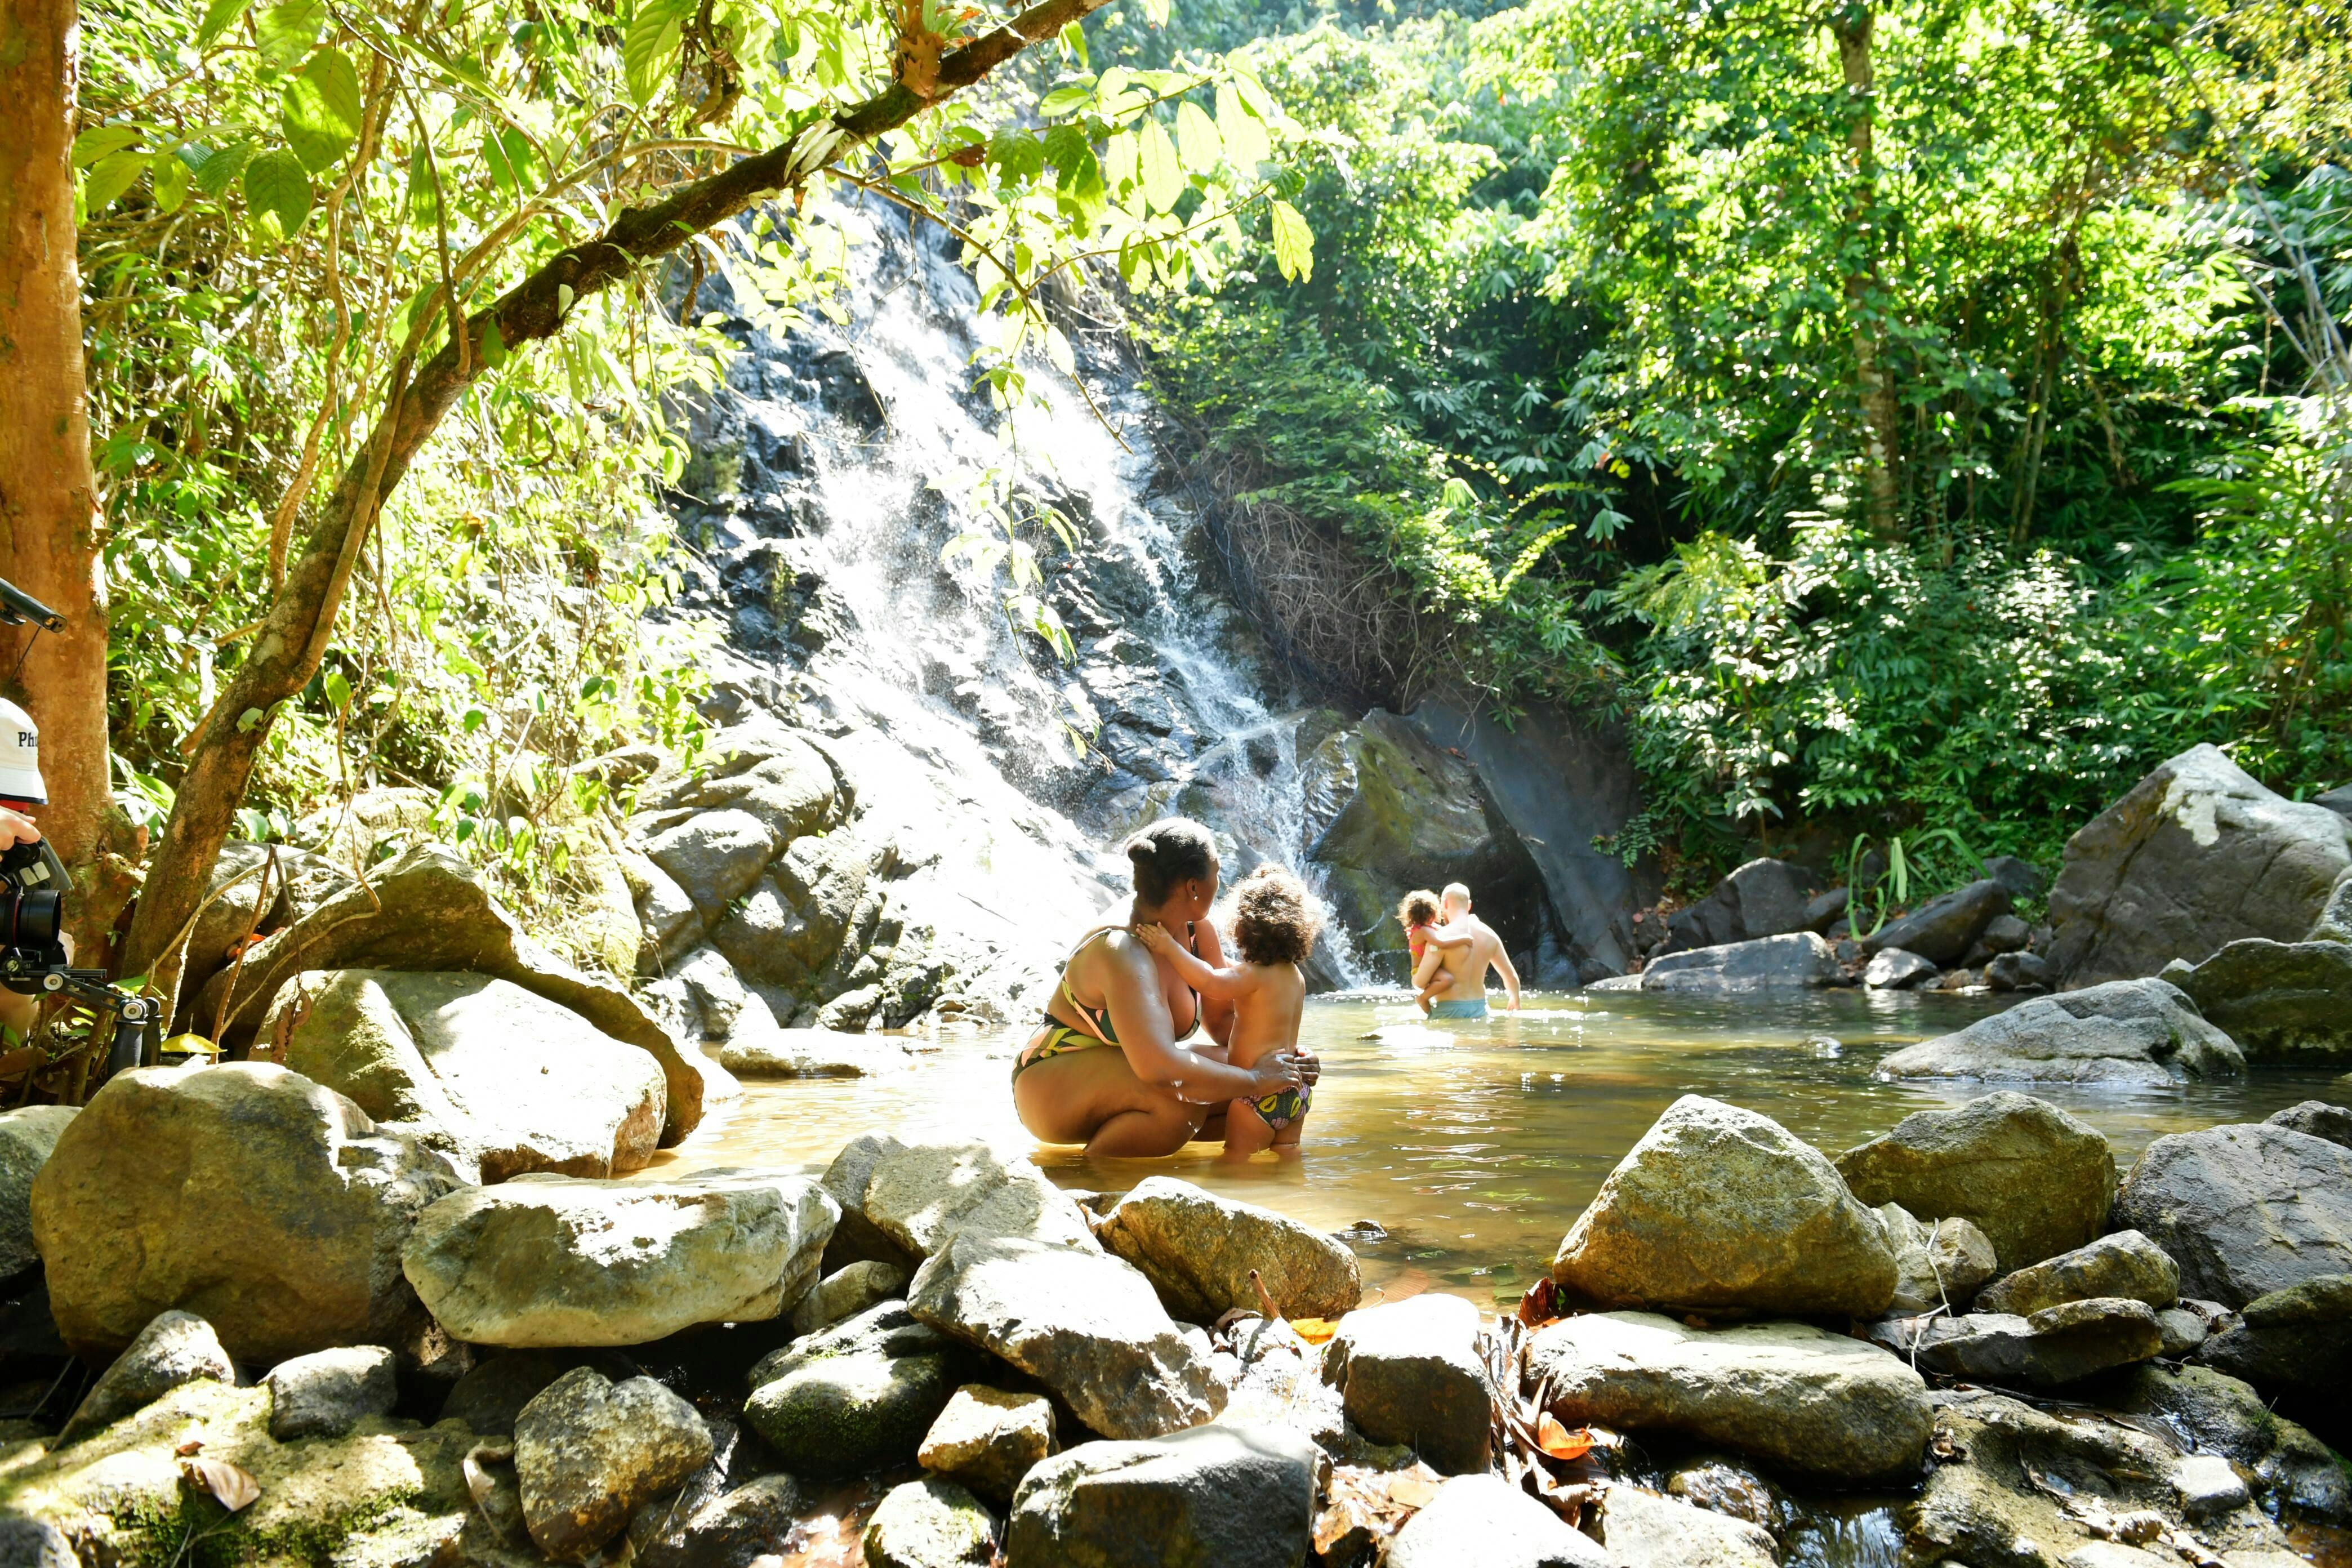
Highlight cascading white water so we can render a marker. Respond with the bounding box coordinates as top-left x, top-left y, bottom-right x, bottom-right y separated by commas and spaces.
671, 203, 1366, 1018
